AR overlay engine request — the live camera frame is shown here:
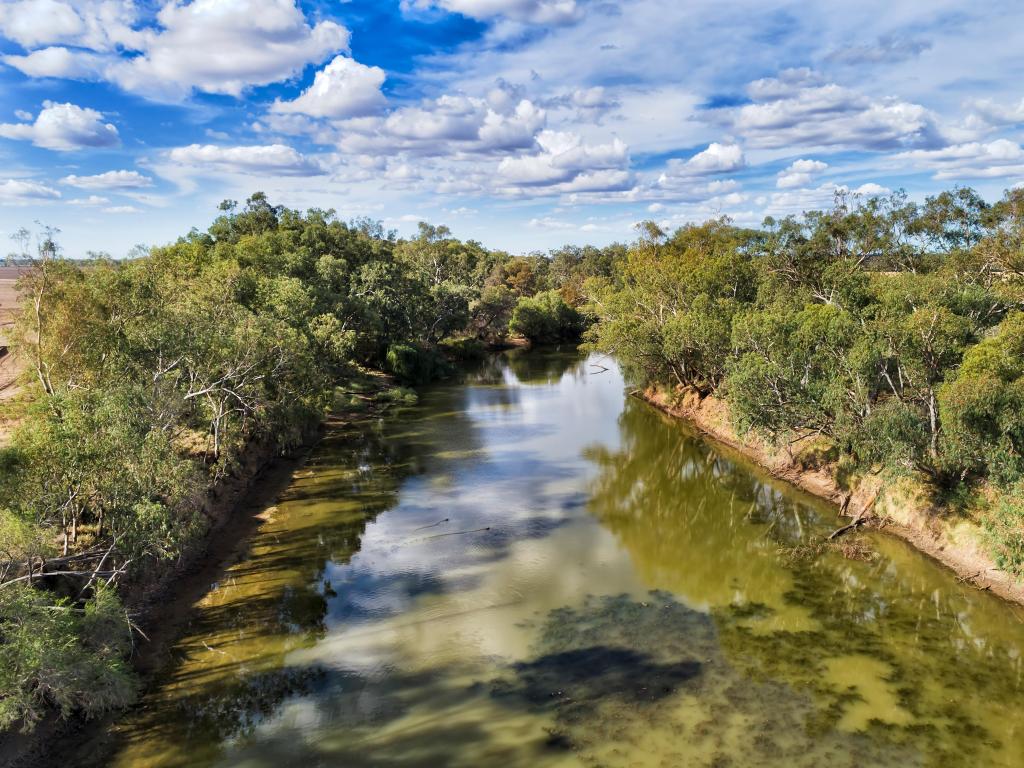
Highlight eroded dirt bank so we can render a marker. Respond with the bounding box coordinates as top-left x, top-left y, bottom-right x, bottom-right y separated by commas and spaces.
638, 385, 1024, 608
